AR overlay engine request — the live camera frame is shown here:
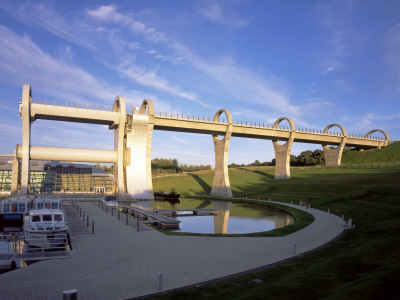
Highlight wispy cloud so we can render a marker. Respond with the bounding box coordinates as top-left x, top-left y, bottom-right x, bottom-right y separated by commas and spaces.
199, 1, 250, 30
1, 2, 300, 120
342, 111, 400, 135
315, 3, 349, 74
0, 26, 117, 103
86, 5, 168, 43
0, 1, 96, 50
